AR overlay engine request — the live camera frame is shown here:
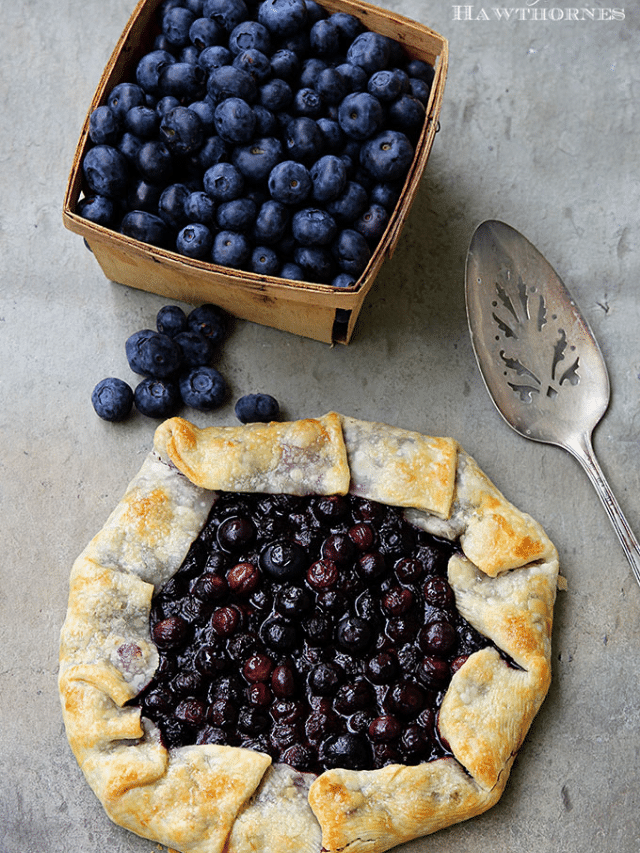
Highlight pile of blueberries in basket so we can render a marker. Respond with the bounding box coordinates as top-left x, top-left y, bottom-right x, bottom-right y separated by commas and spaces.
92, 302, 280, 422
79, 0, 434, 285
